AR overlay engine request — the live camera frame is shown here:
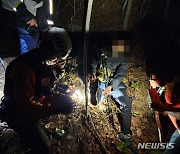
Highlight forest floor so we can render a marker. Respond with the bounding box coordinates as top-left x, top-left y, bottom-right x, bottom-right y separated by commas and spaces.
0, 44, 174, 154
